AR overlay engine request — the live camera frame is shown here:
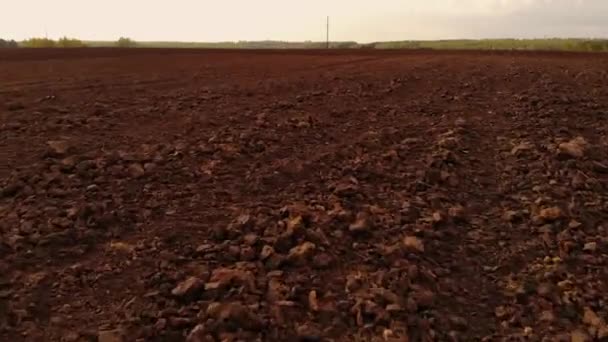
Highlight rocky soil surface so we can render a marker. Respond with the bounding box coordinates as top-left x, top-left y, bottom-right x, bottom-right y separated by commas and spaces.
1, 49, 608, 341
